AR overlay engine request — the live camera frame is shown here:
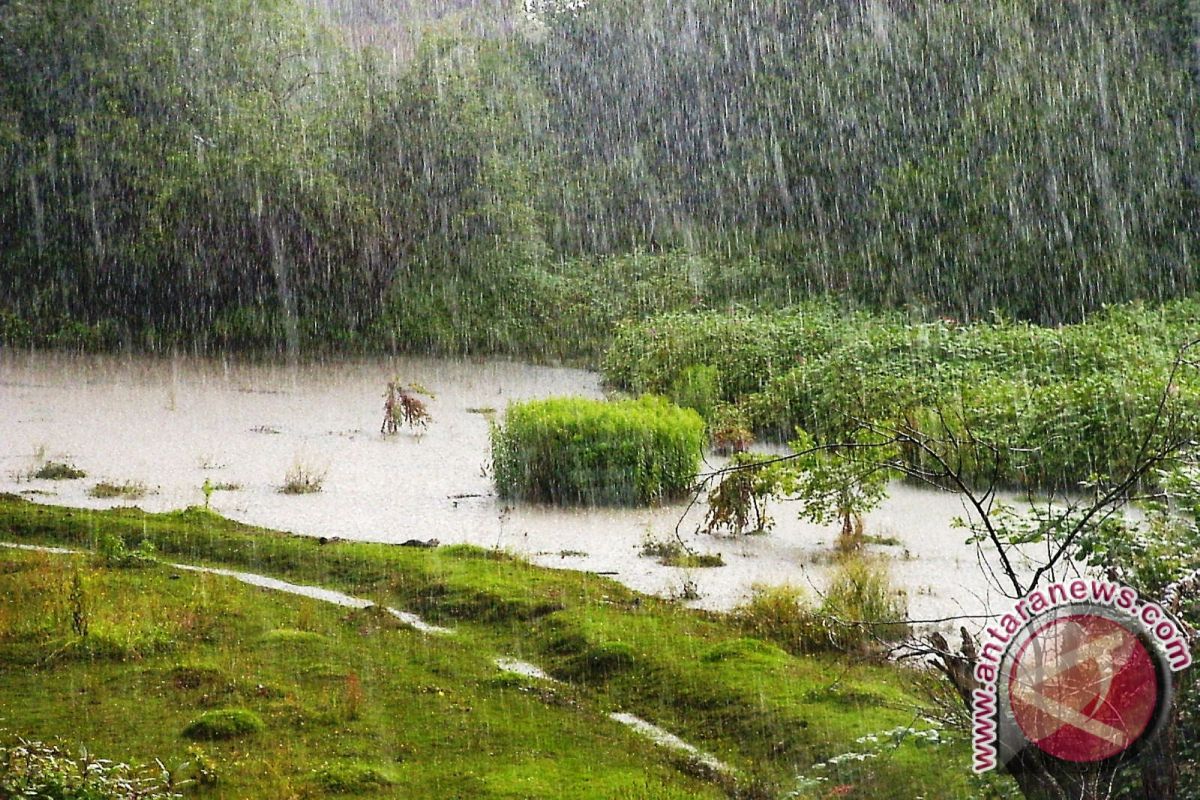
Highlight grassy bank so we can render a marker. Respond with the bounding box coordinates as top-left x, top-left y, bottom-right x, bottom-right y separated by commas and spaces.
0, 496, 1006, 798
